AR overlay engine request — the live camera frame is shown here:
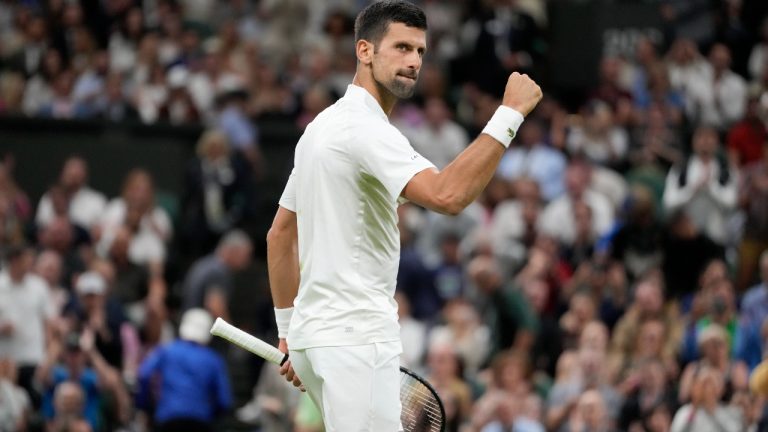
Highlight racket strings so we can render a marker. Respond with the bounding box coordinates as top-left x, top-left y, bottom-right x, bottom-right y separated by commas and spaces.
400, 372, 443, 432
